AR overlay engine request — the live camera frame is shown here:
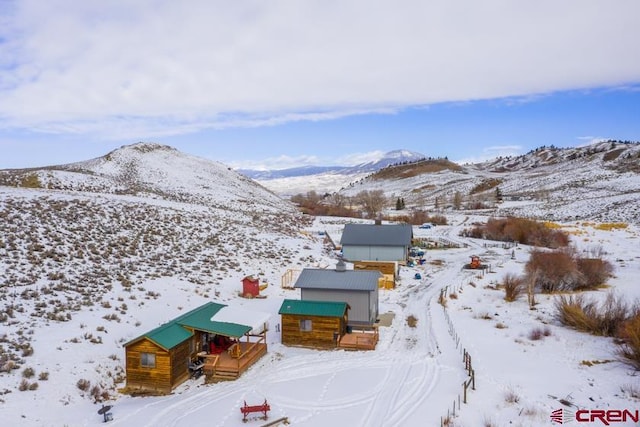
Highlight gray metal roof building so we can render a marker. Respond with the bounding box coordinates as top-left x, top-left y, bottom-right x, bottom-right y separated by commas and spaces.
294, 269, 381, 291
340, 223, 413, 263
340, 223, 413, 246
294, 267, 381, 326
